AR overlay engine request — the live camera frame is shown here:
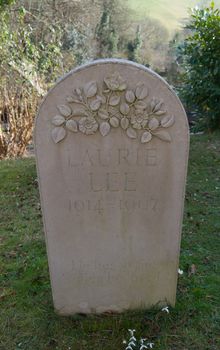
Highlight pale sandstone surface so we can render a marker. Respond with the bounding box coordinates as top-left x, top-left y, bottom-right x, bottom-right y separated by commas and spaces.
35, 59, 189, 315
